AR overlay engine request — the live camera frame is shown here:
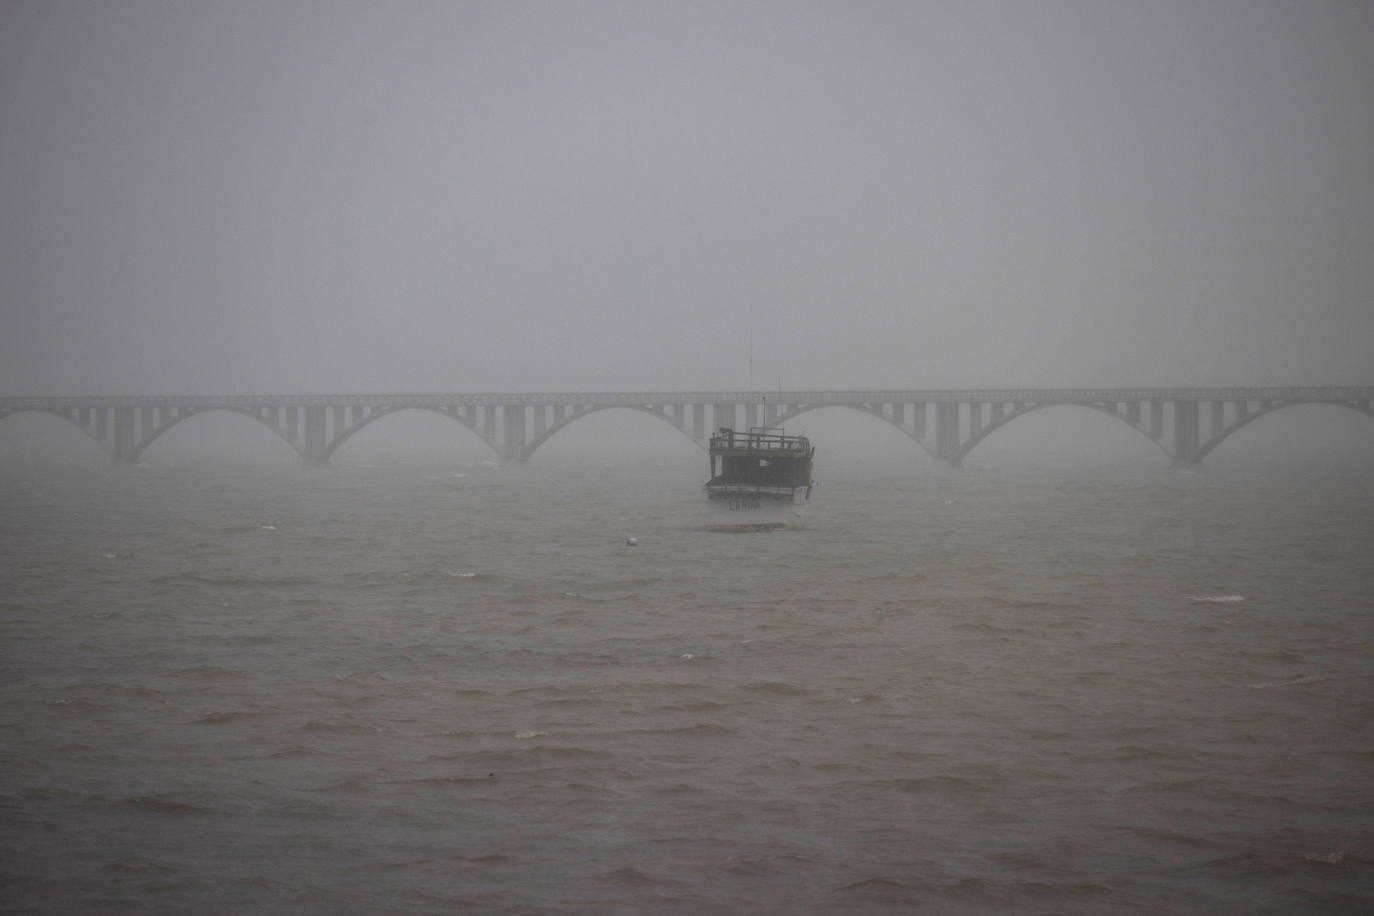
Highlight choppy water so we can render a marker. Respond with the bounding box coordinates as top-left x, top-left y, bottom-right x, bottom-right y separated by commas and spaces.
2, 459, 1372, 913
